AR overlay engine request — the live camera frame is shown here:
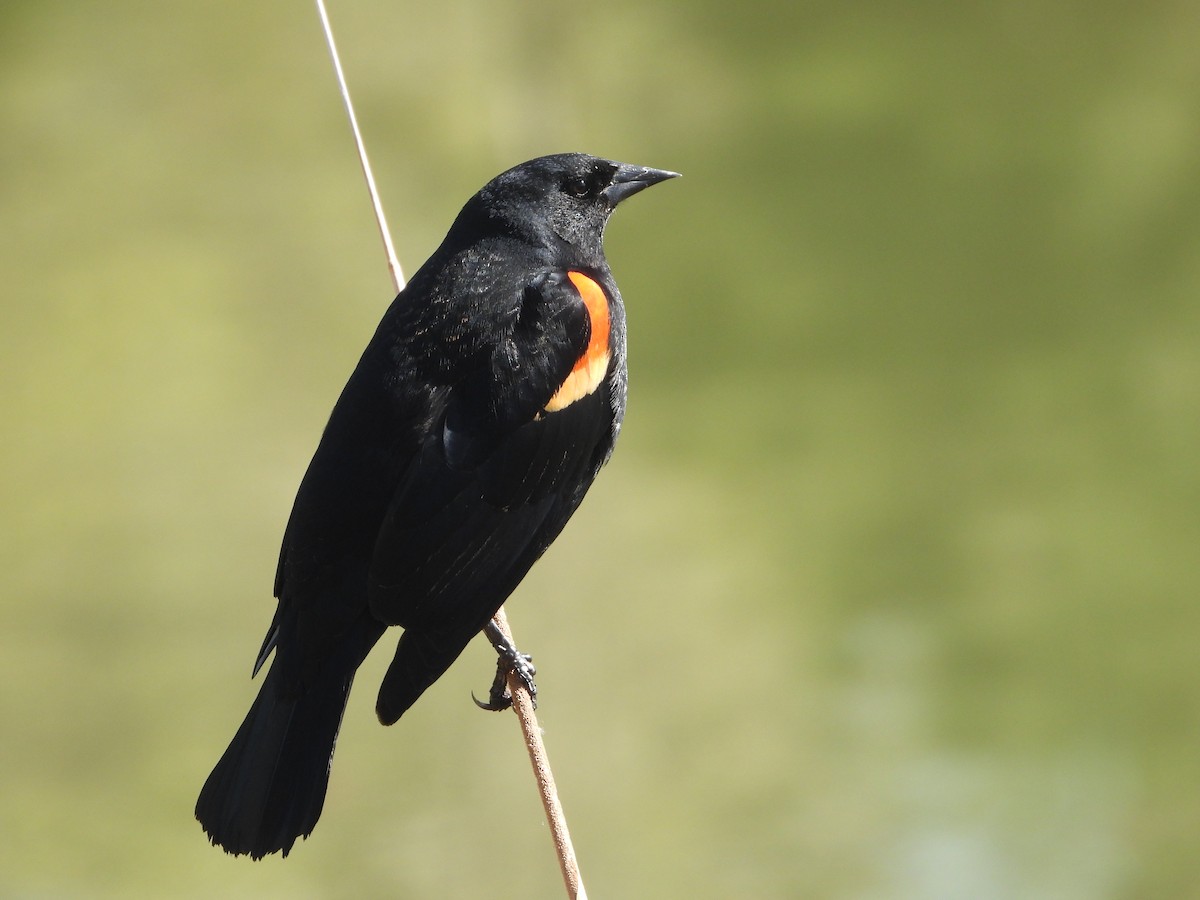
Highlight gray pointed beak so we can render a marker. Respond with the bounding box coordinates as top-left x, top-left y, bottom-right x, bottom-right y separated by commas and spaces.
602, 164, 681, 205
